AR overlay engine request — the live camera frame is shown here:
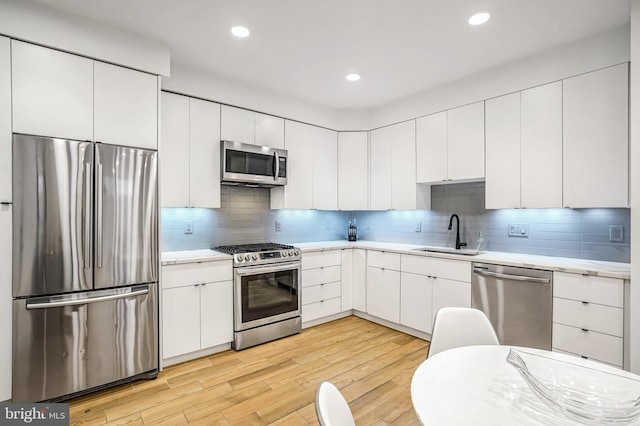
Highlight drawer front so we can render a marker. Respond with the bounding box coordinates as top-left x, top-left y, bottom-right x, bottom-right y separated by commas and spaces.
303, 281, 341, 305
367, 250, 401, 270
553, 297, 623, 337
302, 297, 342, 322
302, 250, 342, 270
401, 254, 471, 282
552, 348, 621, 369
552, 323, 623, 367
553, 272, 623, 307
162, 261, 233, 289
302, 265, 341, 288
